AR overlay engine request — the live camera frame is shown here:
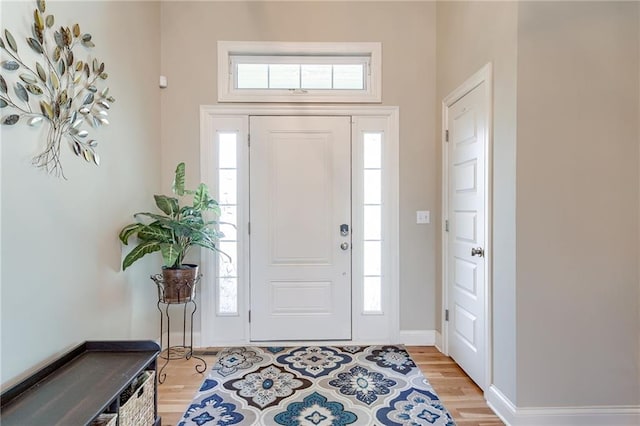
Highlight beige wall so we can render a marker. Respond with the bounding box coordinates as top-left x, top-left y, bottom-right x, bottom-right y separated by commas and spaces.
436, 1, 519, 401
437, 0, 640, 409
0, 1, 161, 385
160, 1, 438, 331
516, 1, 640, 406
